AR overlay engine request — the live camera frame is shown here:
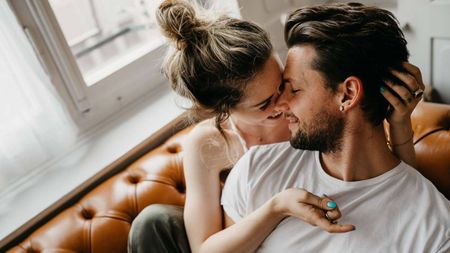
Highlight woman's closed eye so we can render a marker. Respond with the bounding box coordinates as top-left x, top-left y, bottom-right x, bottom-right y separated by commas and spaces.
277, 81, 286, 95
291, 88, 301, 94
259, 100, 271, 111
